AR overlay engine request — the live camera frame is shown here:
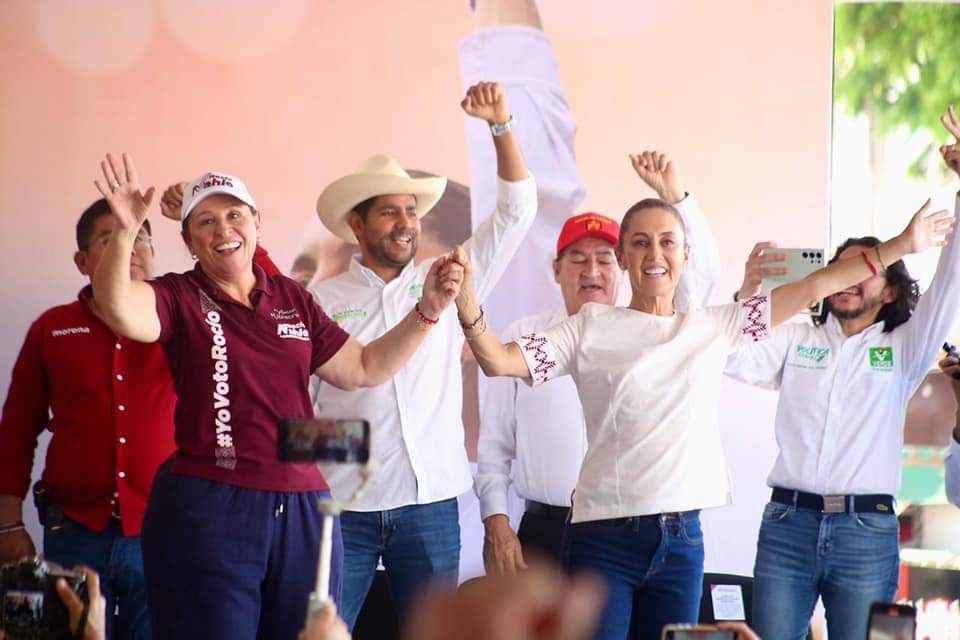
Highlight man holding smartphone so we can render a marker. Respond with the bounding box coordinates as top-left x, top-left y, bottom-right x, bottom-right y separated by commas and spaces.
724, 108, 960, 640
936, 347, 960, 508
